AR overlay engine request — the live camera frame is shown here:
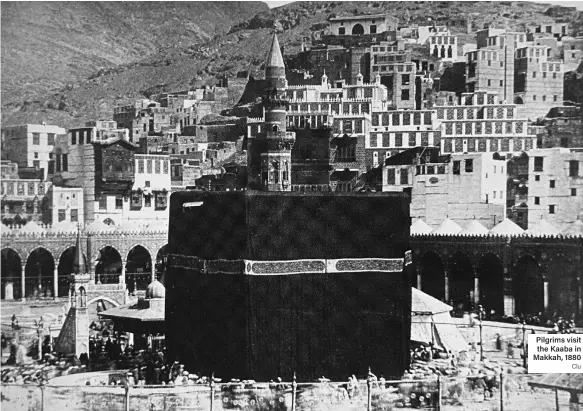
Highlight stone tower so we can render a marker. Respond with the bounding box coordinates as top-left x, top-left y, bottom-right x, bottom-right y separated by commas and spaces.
54, 227, 90, 358
249, 33, 296, 191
